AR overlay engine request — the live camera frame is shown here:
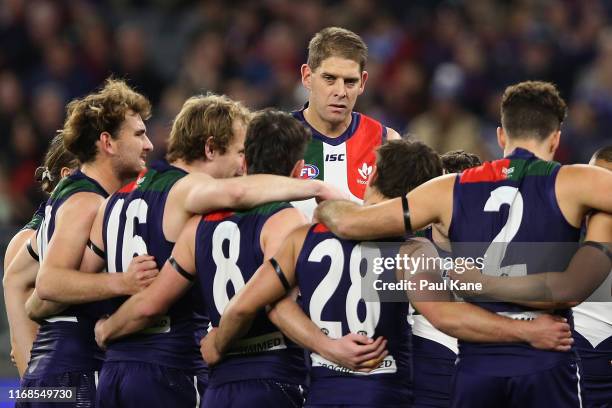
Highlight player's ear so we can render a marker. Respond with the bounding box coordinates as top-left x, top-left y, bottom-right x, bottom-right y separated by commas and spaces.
290, 159, 305, 178
59, 166, 72, 178
549, 130, 561, 154
301, 64, 312, 90
367, 165, 378, 187
204, 136, 216, 160
99, 131, 115, 155
359, 70, 368, 94
496, 127, 506, 150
